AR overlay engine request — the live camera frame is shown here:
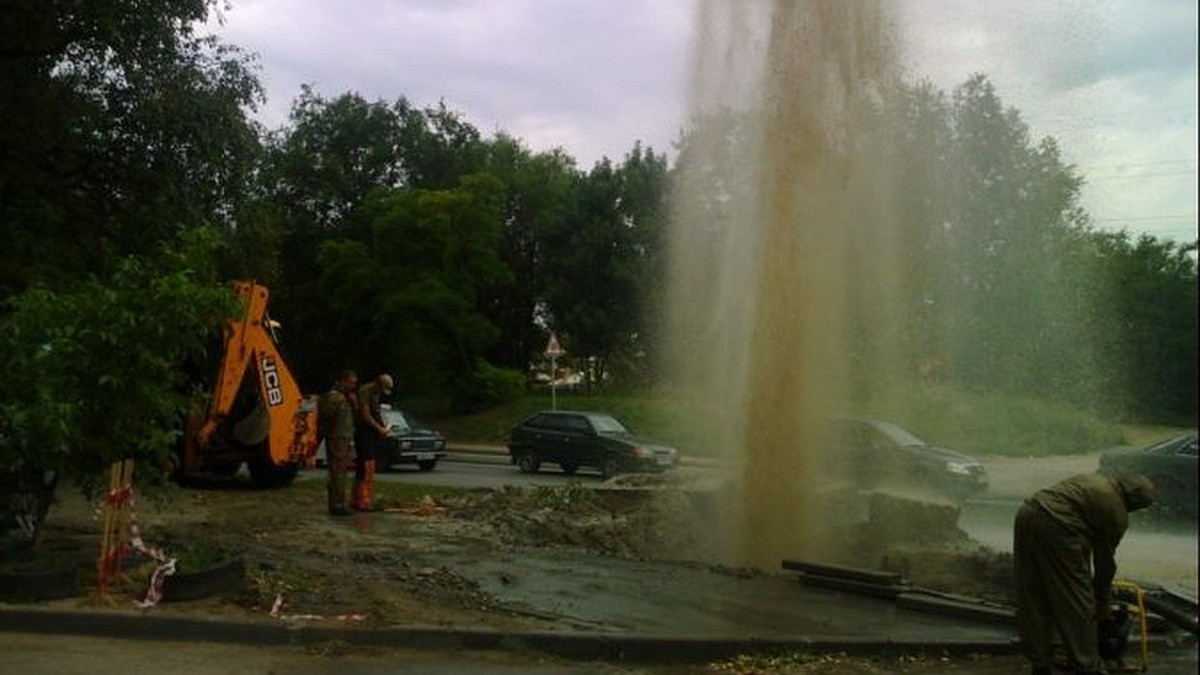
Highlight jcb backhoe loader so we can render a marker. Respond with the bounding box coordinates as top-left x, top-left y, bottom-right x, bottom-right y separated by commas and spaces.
180, 281, 317, 487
